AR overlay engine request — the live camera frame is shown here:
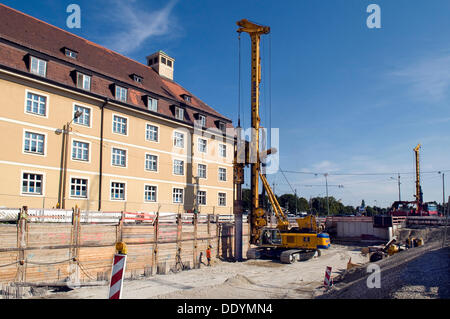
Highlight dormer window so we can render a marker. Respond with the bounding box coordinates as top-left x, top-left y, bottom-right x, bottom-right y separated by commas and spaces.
115, 85, 127, 103
216, 120, 226, 132
175, 107, 184, 121
195, 113, 206, 127
30, 56, 47, 77
65, 48, 78, 59
147, 96, 158, 112
77, 72, 91, 91
181, 94, 192, 103
198, 115, 206, 127
132, 74, 143, 83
